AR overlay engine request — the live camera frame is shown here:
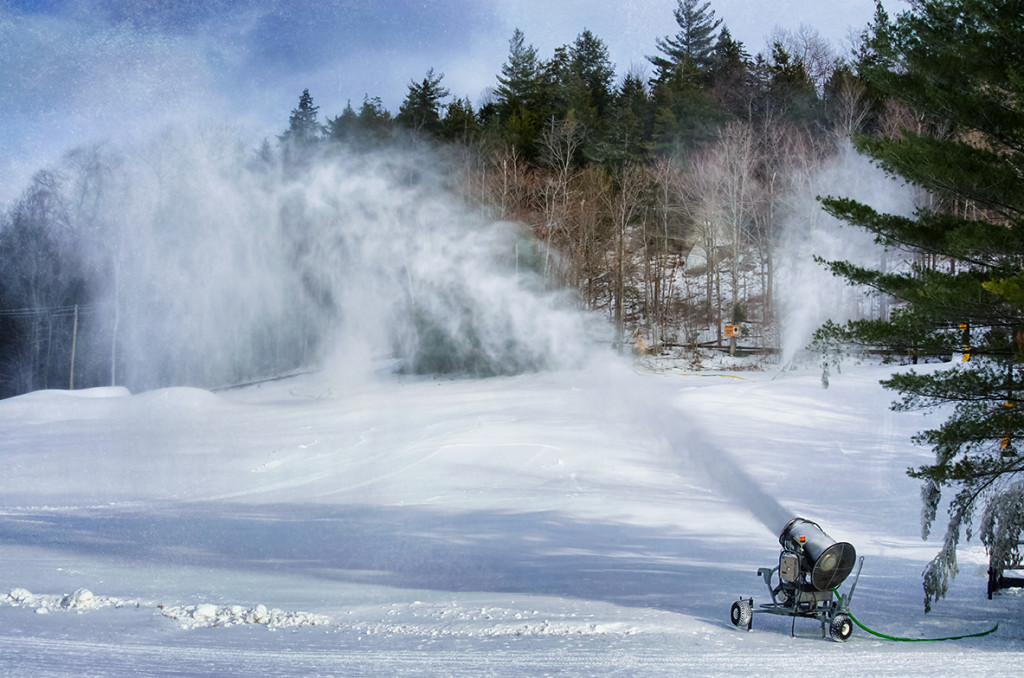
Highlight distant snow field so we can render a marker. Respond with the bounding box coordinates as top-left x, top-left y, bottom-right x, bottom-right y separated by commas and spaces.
1, 354, 1020, 676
